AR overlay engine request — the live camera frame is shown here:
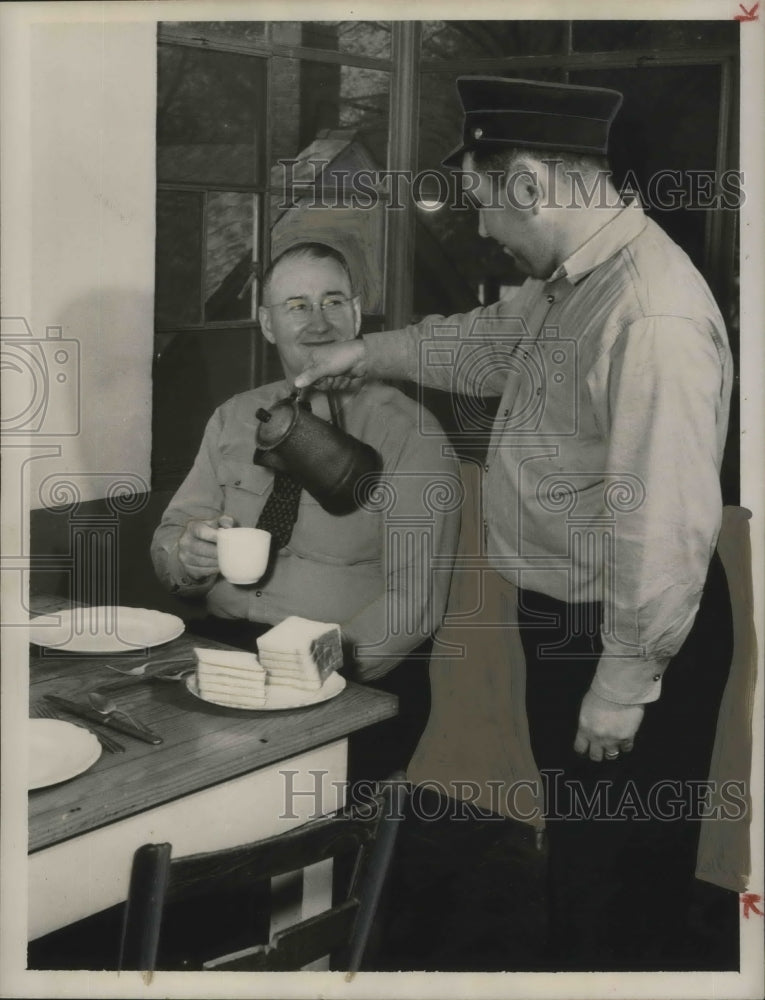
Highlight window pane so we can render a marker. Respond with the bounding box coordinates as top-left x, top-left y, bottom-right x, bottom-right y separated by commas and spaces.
266, 59, 390, 315
572, 20, 738, 51
204, 193, 259, 322
157, 42, 266, 185
421, 20, 566, 60
155, 190, 203, 328
569, 65, 721, 274
152, 329, 258, 487
162, 21, 267, 42
300, 21, 391, 58
270, 57, 390, 172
